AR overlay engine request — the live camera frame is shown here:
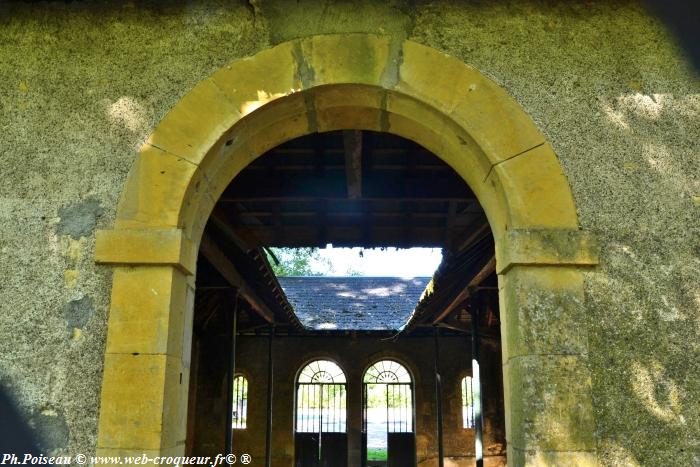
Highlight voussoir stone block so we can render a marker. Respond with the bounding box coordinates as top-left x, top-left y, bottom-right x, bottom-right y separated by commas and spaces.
115, 144, 205, 229
211, 40, 301, 118
299, 34, 390, 87
147, 78, 241, 166
397, 40, 480, 114
312, 84, 385, 132
489, 143, 579, 230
